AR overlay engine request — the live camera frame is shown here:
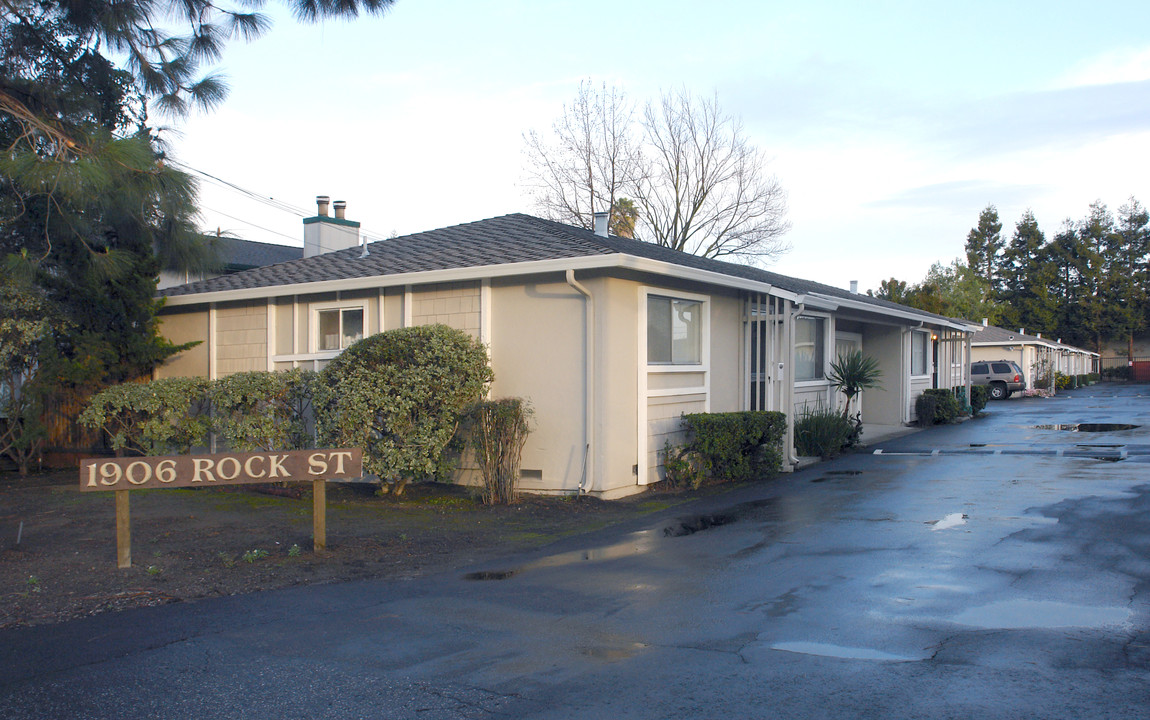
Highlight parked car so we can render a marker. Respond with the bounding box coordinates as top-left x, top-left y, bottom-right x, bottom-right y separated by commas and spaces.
970, 360, 1027, 399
